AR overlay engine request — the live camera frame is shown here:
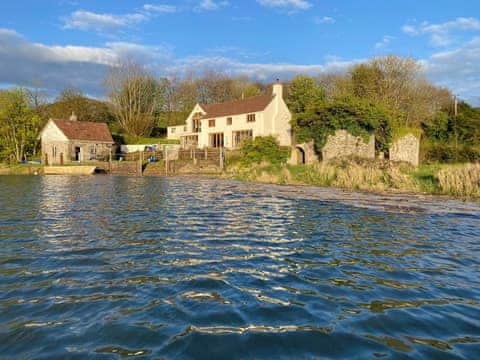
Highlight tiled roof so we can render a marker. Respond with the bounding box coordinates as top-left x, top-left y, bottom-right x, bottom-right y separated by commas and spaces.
53, 120, 114, 143
200, 94, 275, 118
